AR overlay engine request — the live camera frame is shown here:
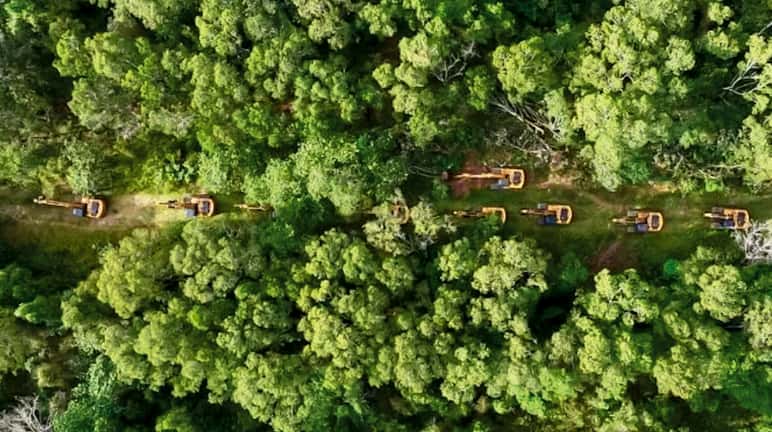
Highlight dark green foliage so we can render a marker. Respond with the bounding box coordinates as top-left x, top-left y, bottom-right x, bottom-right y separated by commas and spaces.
2, 0, 768, 197
2, 0, 772, 430
54, 216, 772, 431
